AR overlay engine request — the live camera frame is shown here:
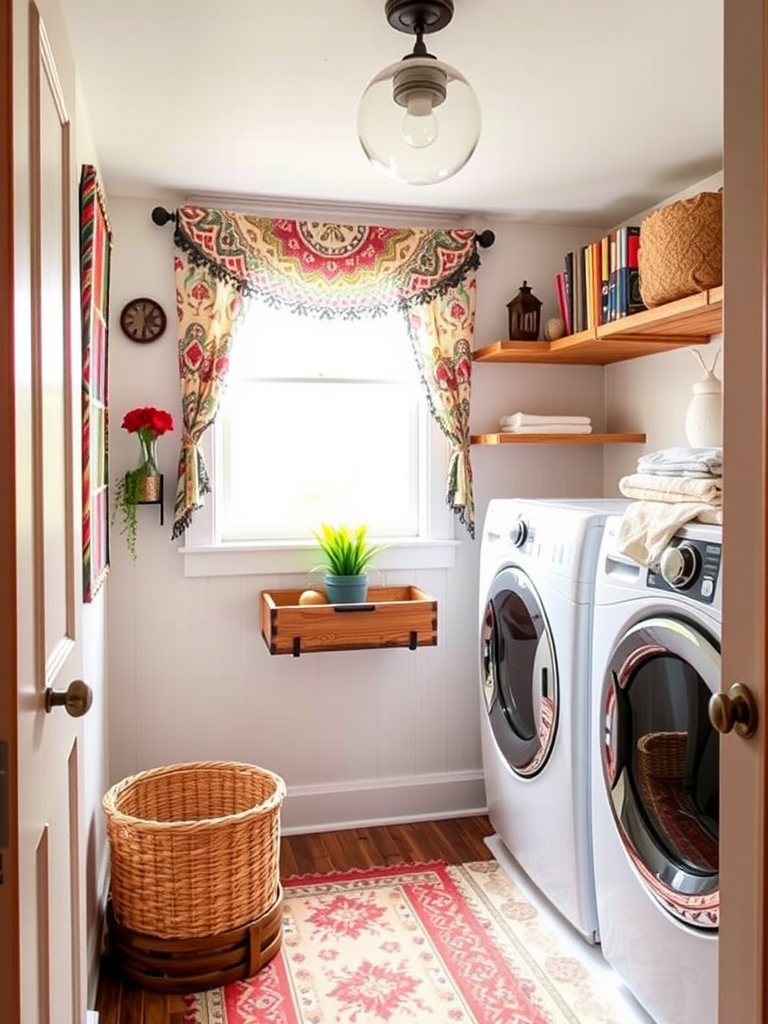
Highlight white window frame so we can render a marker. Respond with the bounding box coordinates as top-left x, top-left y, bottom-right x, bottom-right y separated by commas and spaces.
178, 389, 459, 578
